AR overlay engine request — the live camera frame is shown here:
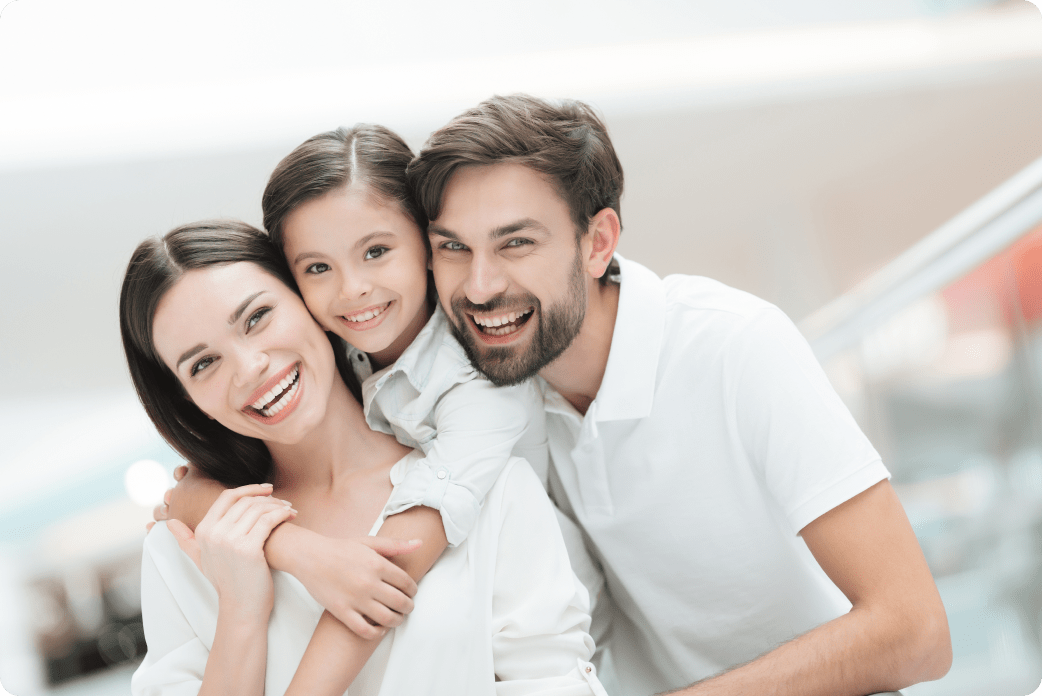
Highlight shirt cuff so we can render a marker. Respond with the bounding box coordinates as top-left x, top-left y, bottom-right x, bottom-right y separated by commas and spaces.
788, 458, 891, 533
383, 463, 481, 547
